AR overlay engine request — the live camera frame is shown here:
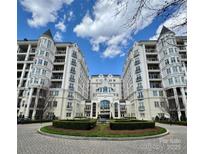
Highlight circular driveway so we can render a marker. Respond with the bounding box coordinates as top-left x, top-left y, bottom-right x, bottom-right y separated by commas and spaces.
18, 122, 186, 154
